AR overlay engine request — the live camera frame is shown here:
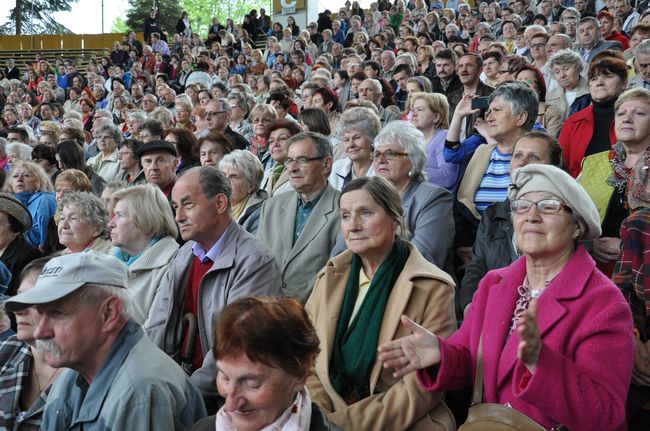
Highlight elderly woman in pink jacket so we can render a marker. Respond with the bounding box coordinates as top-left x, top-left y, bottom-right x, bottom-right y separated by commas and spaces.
379, 163, 635, 431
